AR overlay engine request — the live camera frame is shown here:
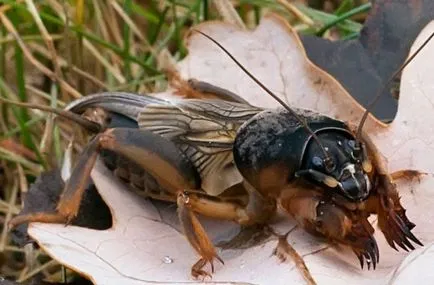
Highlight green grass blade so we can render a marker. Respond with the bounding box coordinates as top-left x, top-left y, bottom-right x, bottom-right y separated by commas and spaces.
316, 3, 371, 36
